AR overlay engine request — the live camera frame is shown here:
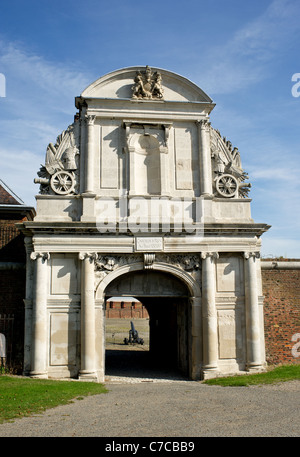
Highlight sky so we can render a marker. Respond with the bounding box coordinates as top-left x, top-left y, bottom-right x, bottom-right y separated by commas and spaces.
0, 0, 299, 258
